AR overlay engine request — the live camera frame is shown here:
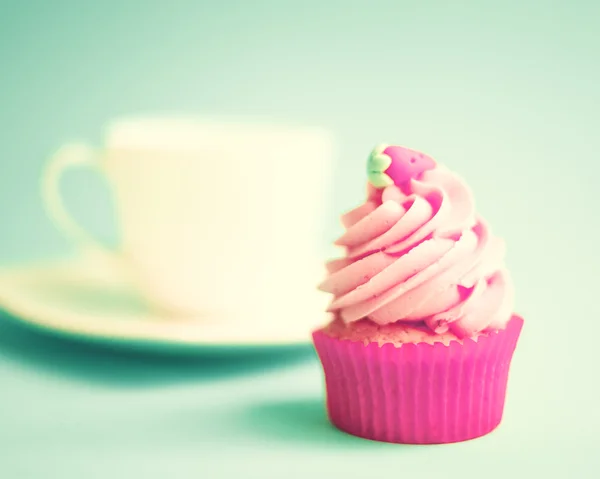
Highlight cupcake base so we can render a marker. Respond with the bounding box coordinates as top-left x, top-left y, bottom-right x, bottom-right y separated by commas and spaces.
312, 315, 523, 445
